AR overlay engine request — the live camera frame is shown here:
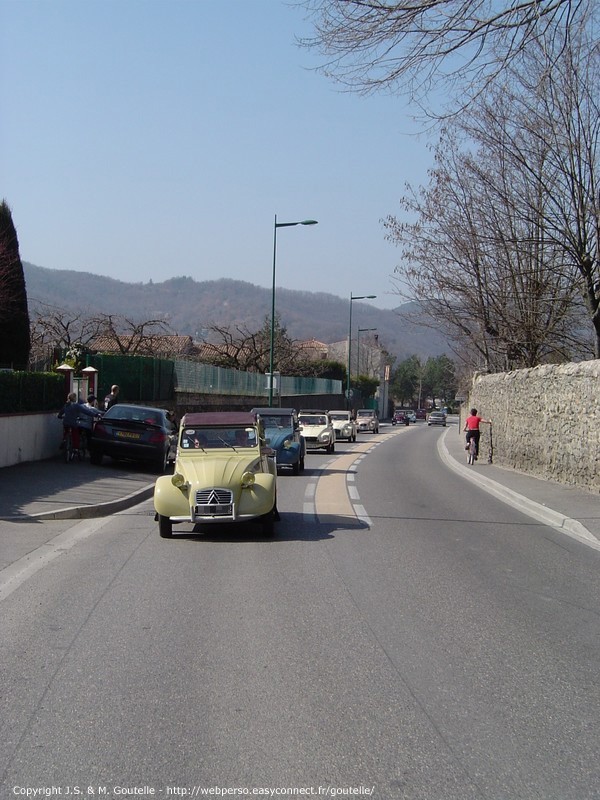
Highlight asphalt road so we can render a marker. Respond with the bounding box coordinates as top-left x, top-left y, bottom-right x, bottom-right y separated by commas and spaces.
2, 423, 599, 799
